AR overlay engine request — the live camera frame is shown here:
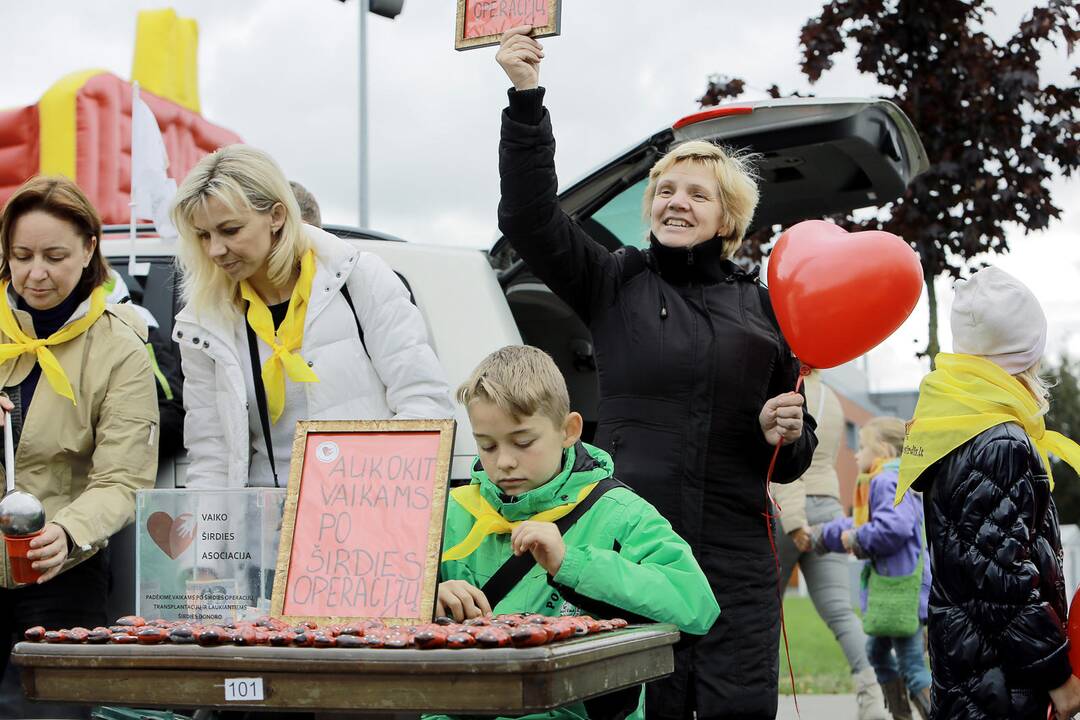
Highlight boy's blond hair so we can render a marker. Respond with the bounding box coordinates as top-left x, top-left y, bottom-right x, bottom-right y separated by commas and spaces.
457, 346, 569, 427
861, 416, 908, 460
